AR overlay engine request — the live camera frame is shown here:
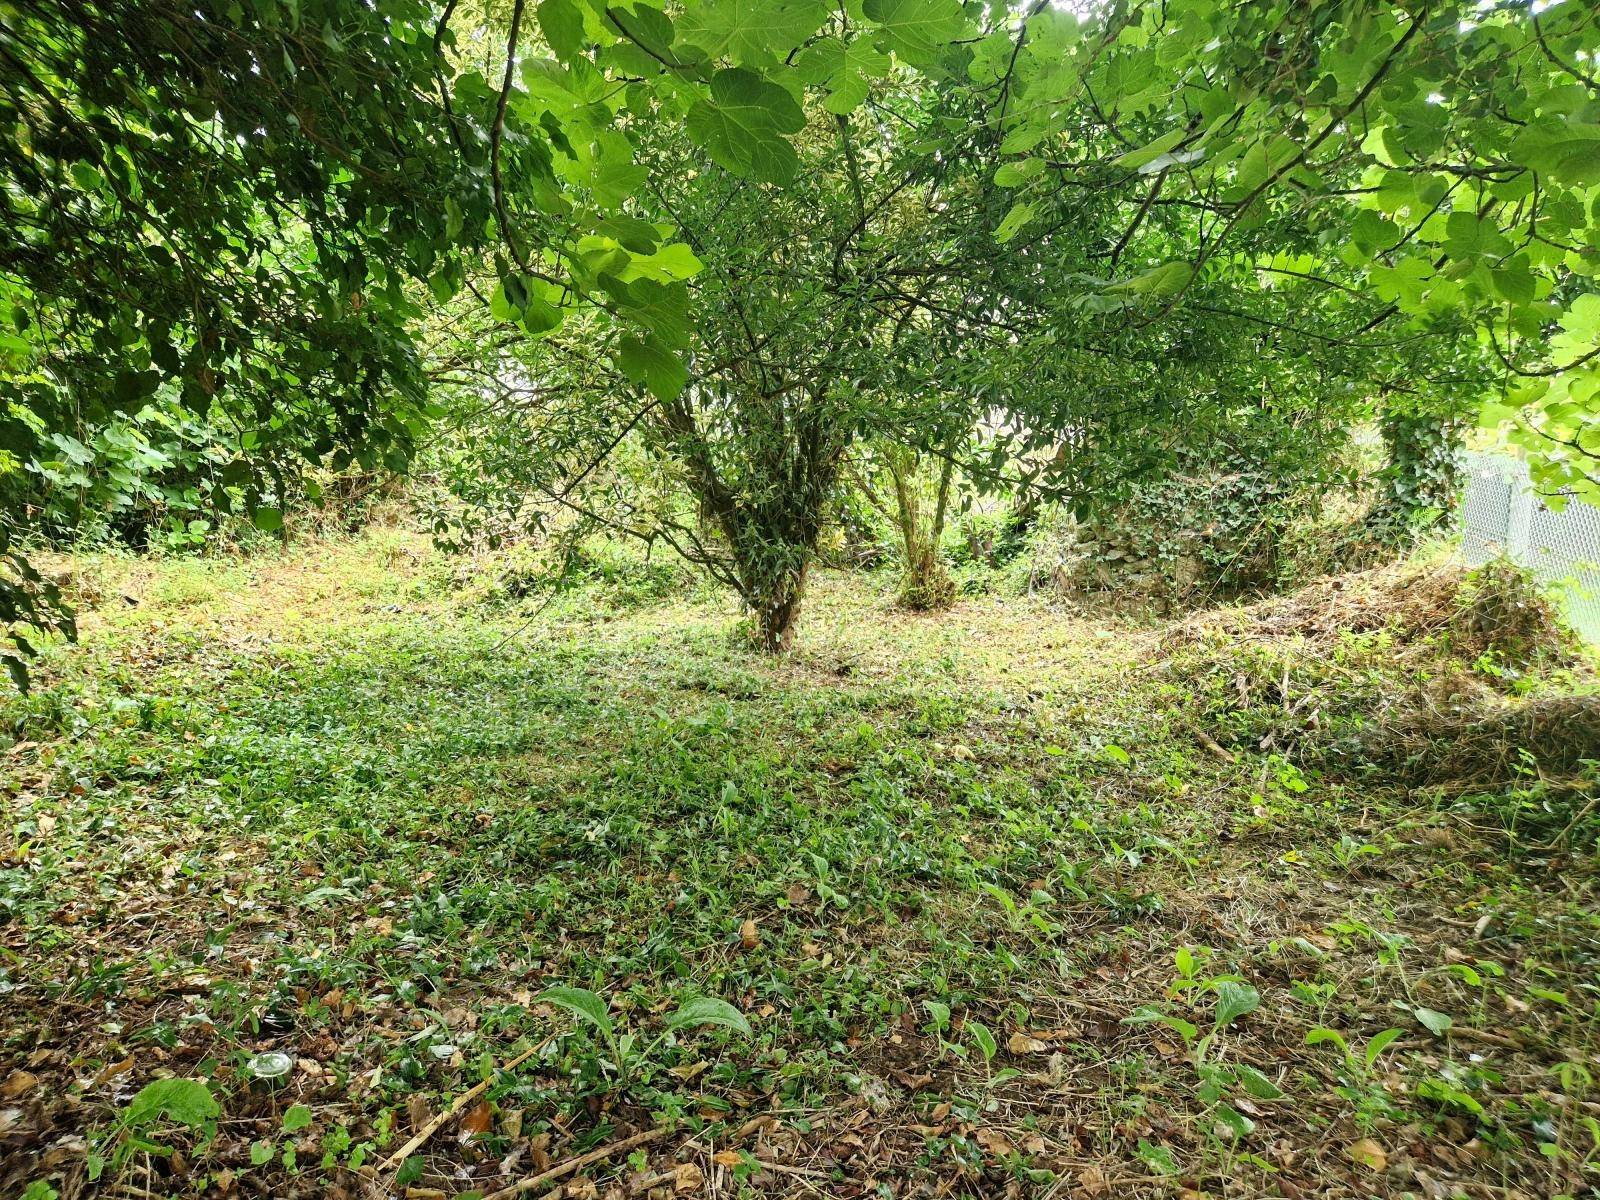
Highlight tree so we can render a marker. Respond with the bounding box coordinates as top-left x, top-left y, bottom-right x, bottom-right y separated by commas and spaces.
7, 0, 1599, 667
0, 0, 495, 681
429, 0, 1597, 648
